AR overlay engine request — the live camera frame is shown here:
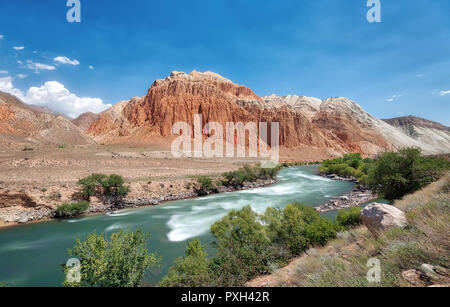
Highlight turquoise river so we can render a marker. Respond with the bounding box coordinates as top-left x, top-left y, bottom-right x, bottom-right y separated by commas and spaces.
0, 166, 359, 286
